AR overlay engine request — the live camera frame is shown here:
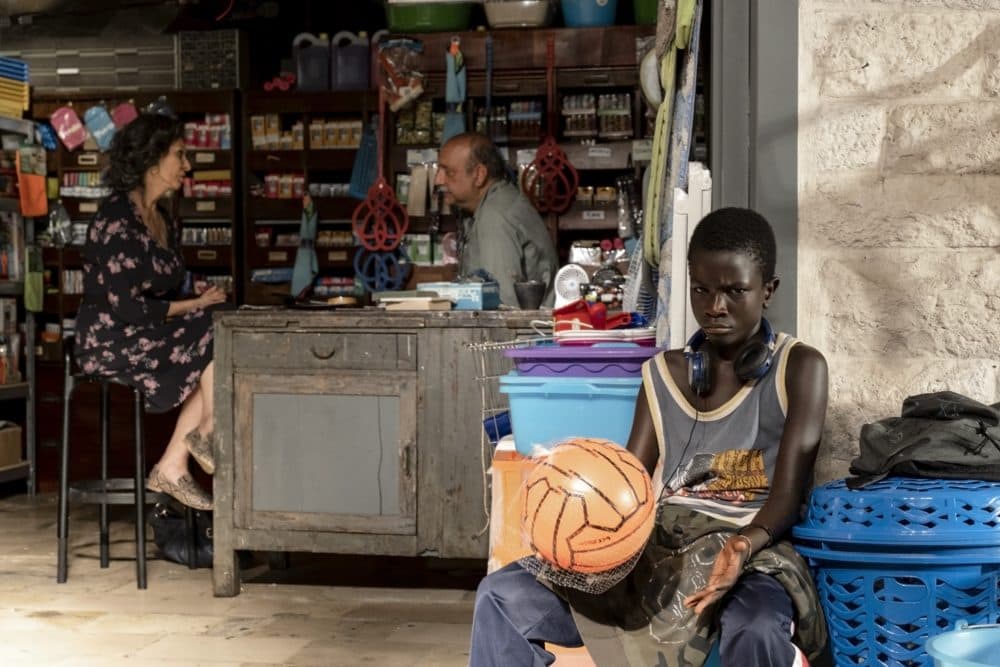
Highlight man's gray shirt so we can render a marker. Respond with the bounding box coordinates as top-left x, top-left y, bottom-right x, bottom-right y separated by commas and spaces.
458, 180, 559, 307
